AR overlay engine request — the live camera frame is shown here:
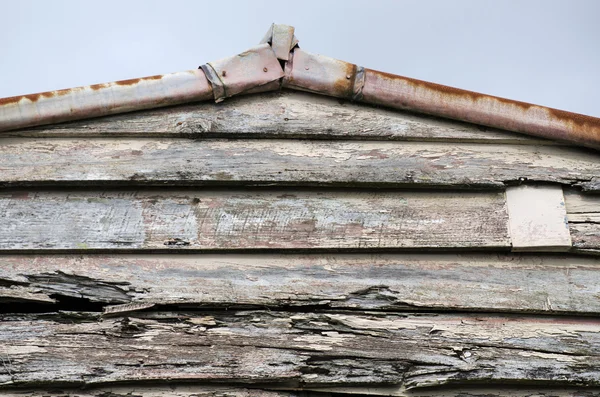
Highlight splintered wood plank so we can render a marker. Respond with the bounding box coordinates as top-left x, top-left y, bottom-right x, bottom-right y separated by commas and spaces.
0, 190, 510, 251
8, 387, 600, 397
2, 388, 300, 397
506, 185, 572, 252
565, 190, 600, 255
0, 139, 598, 190
3, 310, 600, 390
8, 91, 556, 144
3, 254, 600, 315
309, 386, 600, 397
